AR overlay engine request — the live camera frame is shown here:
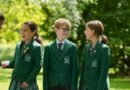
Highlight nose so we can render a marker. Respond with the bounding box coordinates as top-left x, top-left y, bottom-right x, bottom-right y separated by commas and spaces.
84, 30, 86, 34
20, 30, 24, 35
